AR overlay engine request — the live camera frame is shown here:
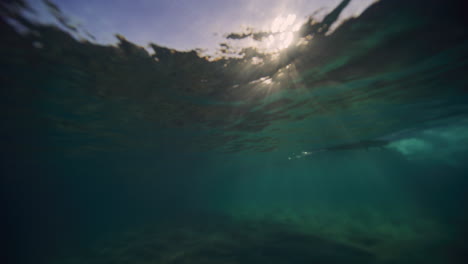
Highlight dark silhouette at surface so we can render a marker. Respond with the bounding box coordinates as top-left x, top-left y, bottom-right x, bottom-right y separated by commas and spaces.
324, 140, 389, 152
